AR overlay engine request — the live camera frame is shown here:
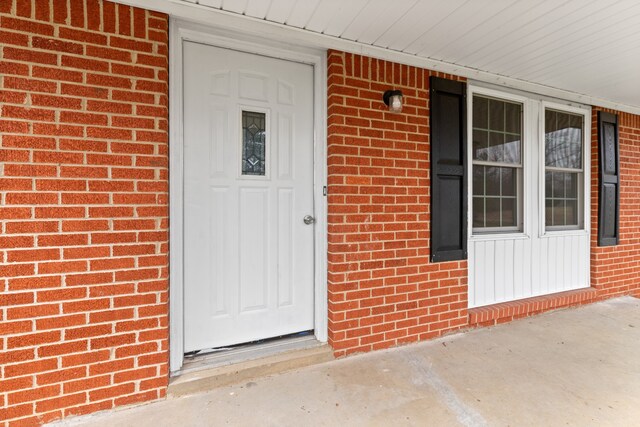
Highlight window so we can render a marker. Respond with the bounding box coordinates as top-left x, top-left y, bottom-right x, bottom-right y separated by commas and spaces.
472, 95, 523, 232
544, 109, 584, 229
